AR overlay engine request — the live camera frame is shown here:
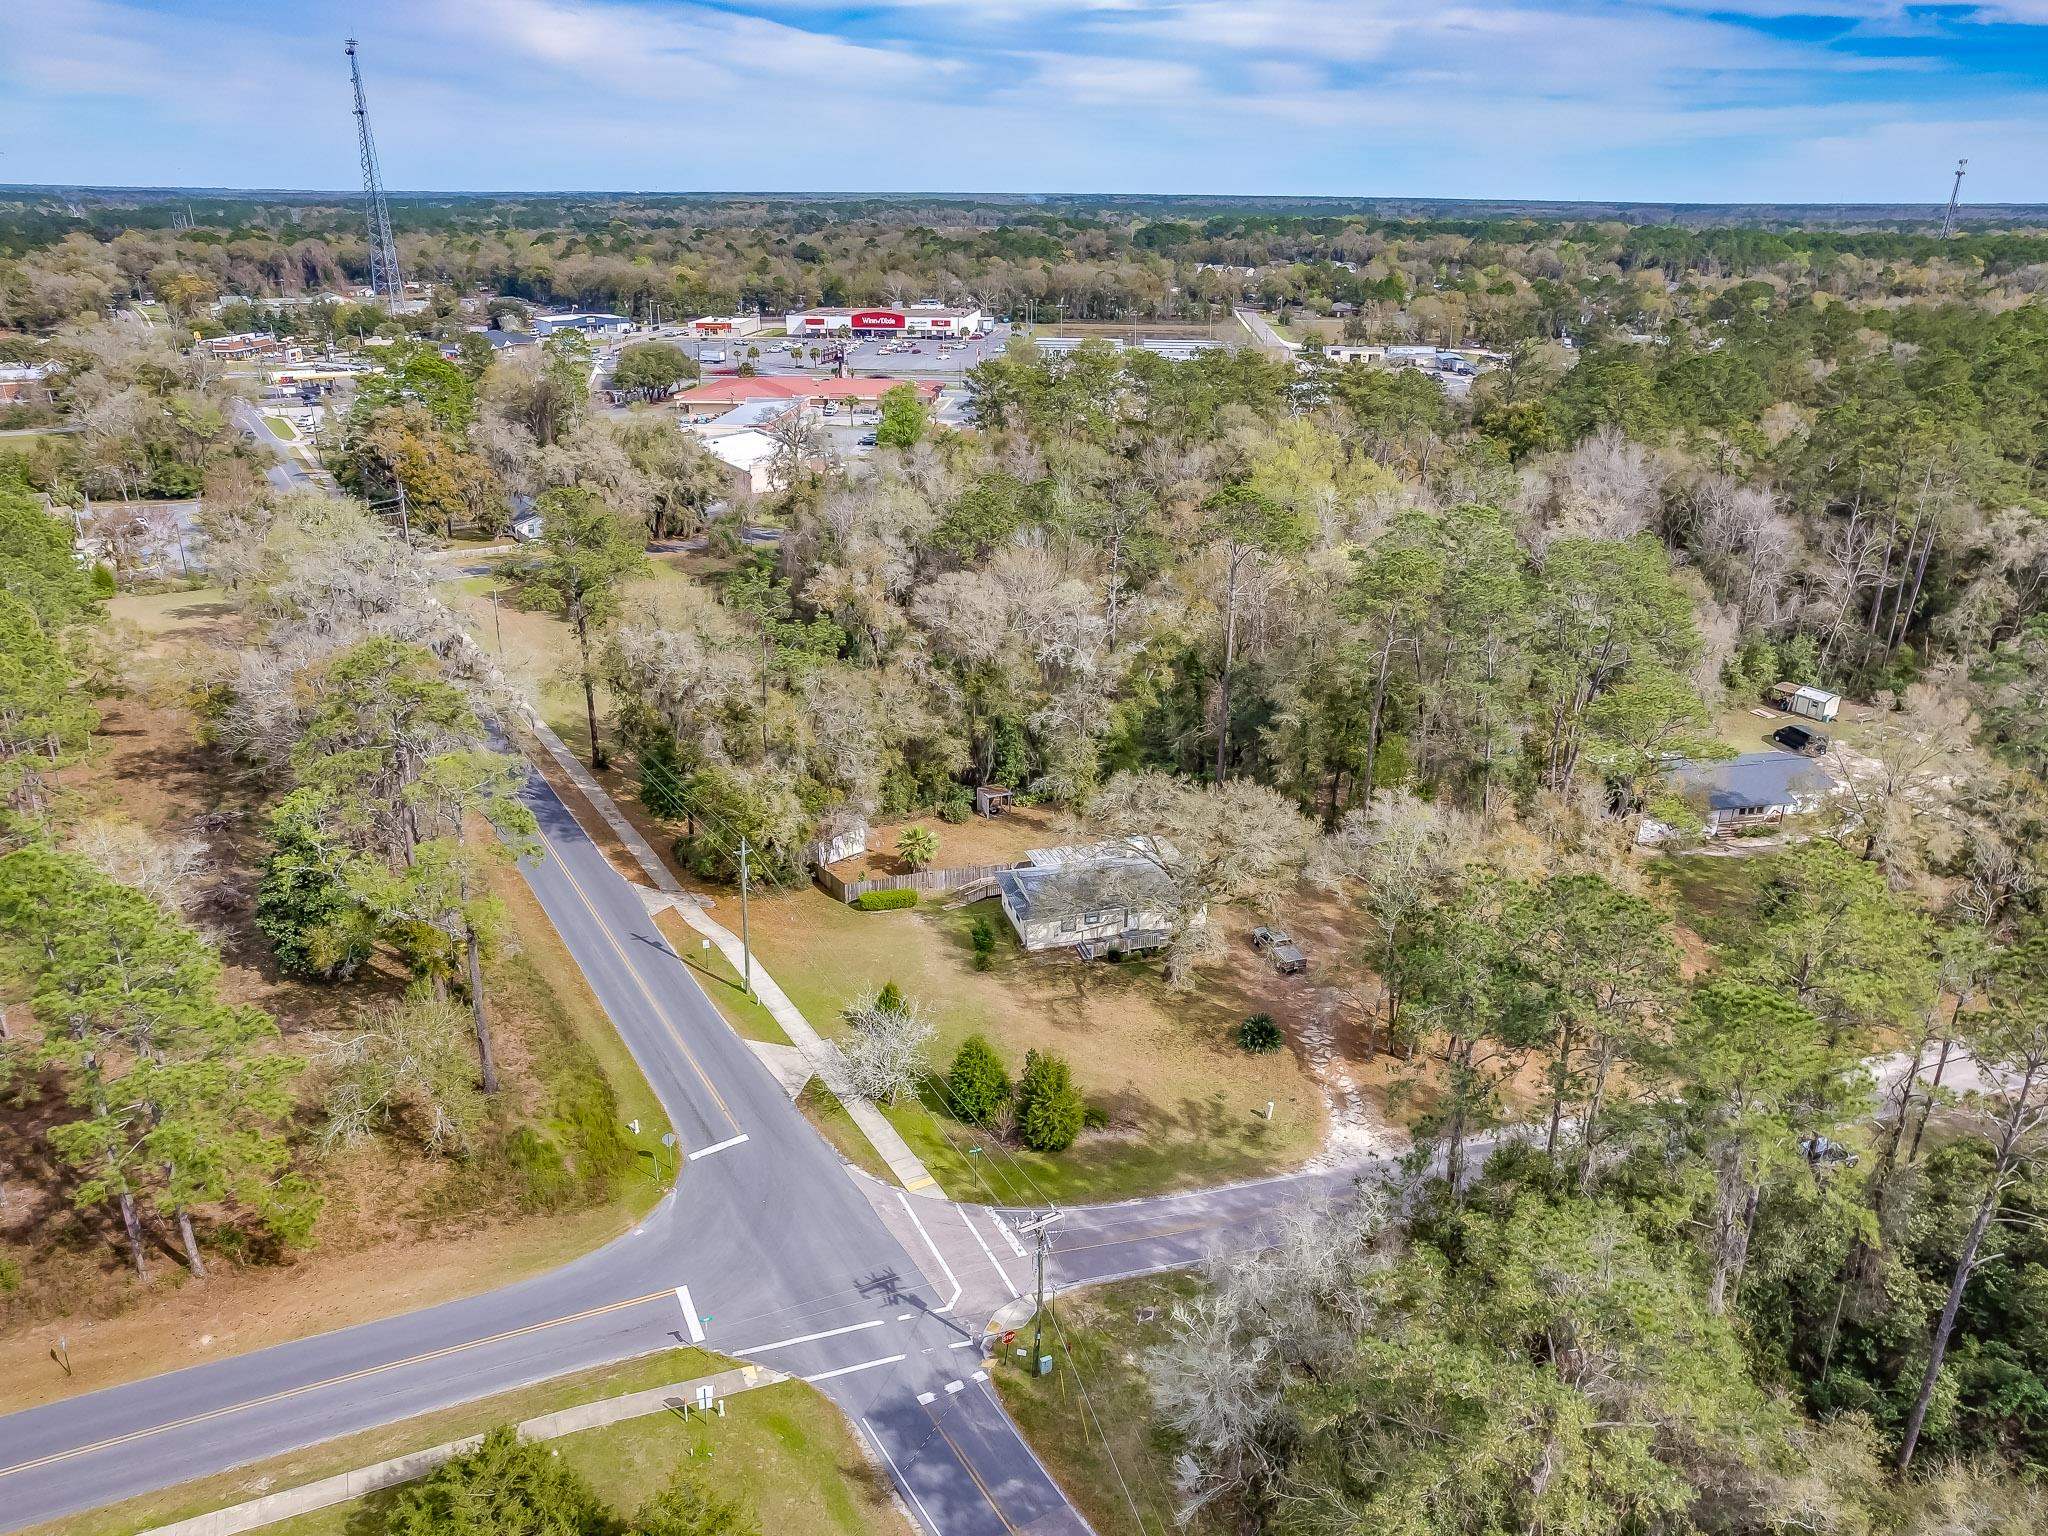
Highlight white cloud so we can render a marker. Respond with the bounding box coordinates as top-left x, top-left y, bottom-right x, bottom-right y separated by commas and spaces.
0, 0, 2041, 197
